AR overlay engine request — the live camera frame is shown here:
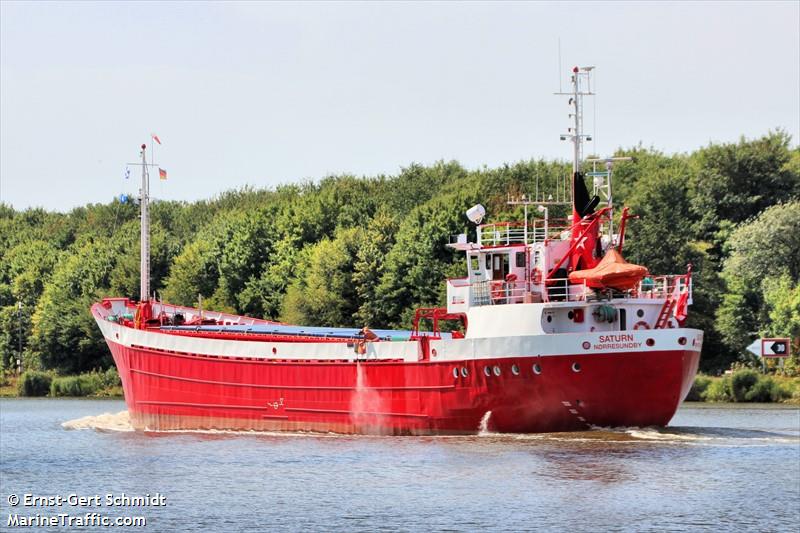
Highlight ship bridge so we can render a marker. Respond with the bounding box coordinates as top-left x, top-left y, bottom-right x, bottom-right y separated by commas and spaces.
444, 205, 693, 340
448, 216, 574, 307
